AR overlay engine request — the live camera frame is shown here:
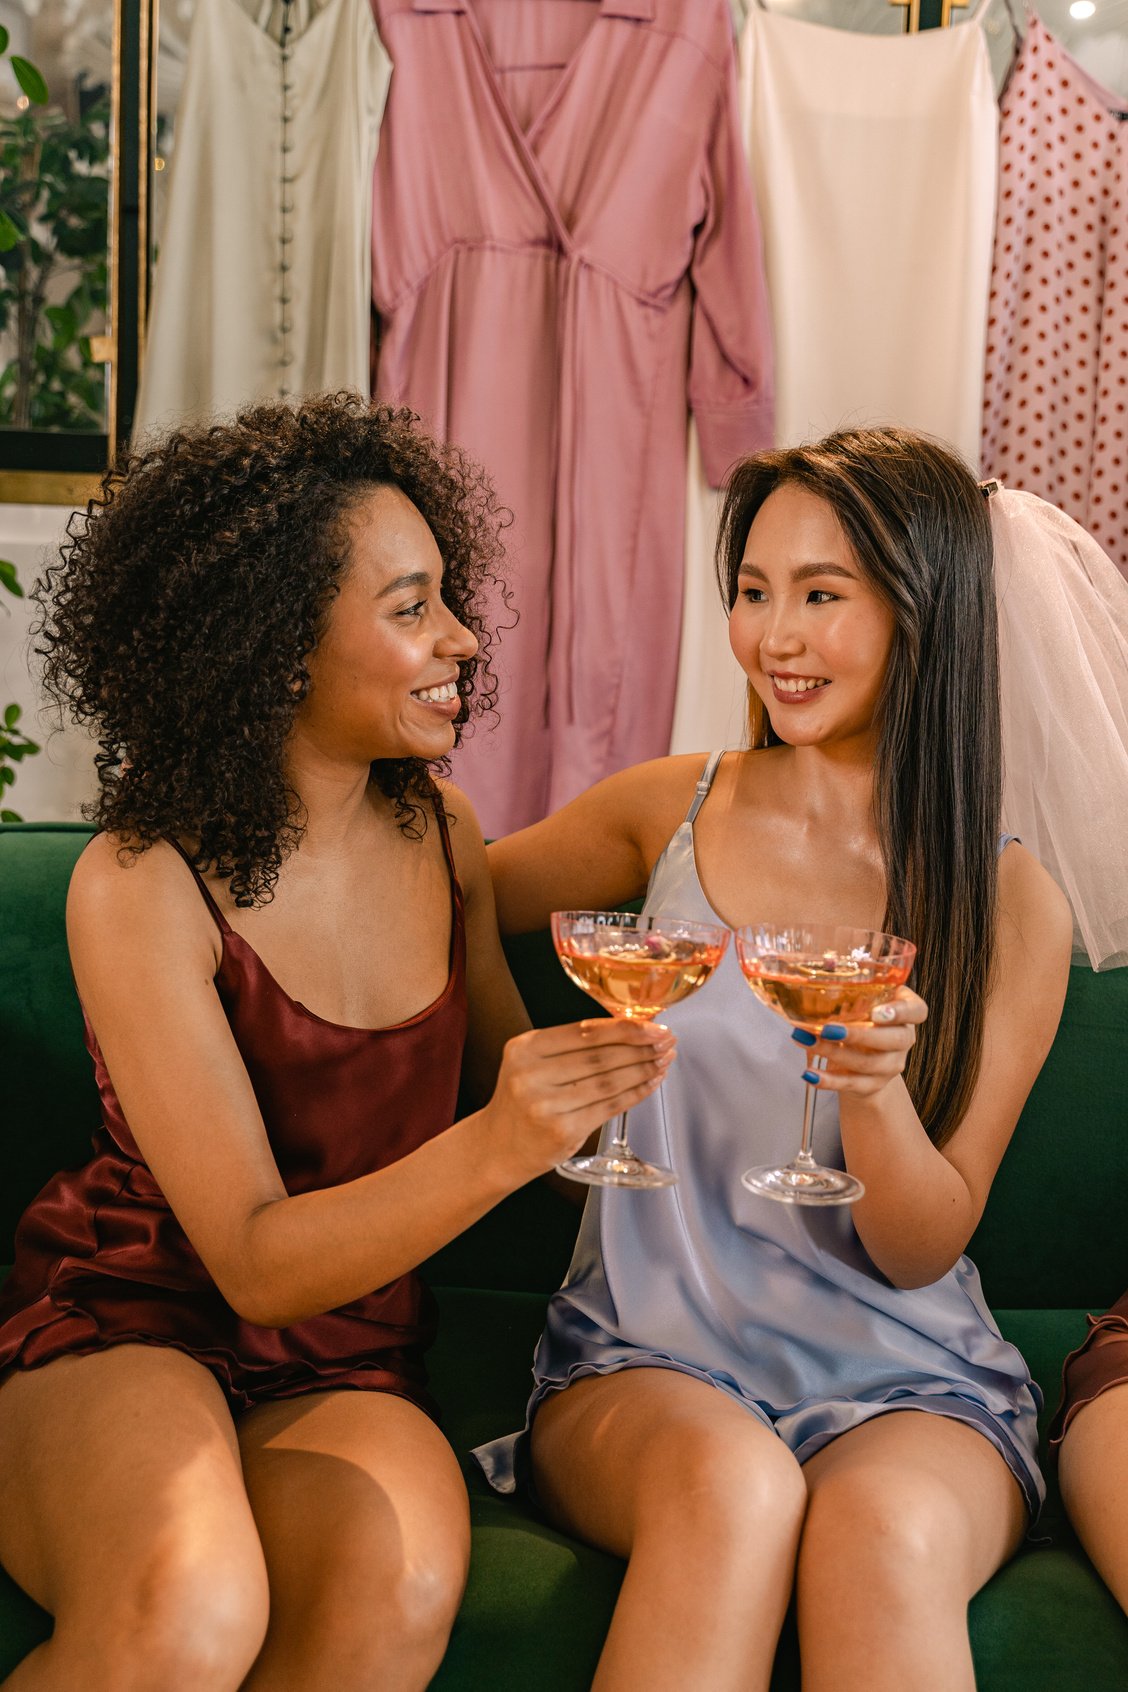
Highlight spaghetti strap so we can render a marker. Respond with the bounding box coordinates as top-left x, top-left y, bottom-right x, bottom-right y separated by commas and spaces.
433, 796, 458, 883
684, 752, 726, 828
165, 837, 232, 934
